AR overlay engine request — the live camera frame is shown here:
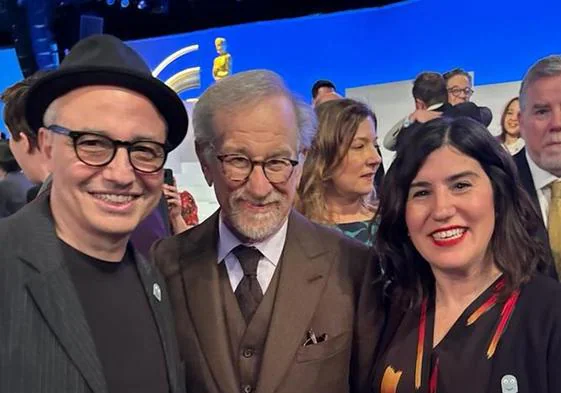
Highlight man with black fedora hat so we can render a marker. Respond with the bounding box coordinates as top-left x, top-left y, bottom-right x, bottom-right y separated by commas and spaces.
0, 34, 187, 393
